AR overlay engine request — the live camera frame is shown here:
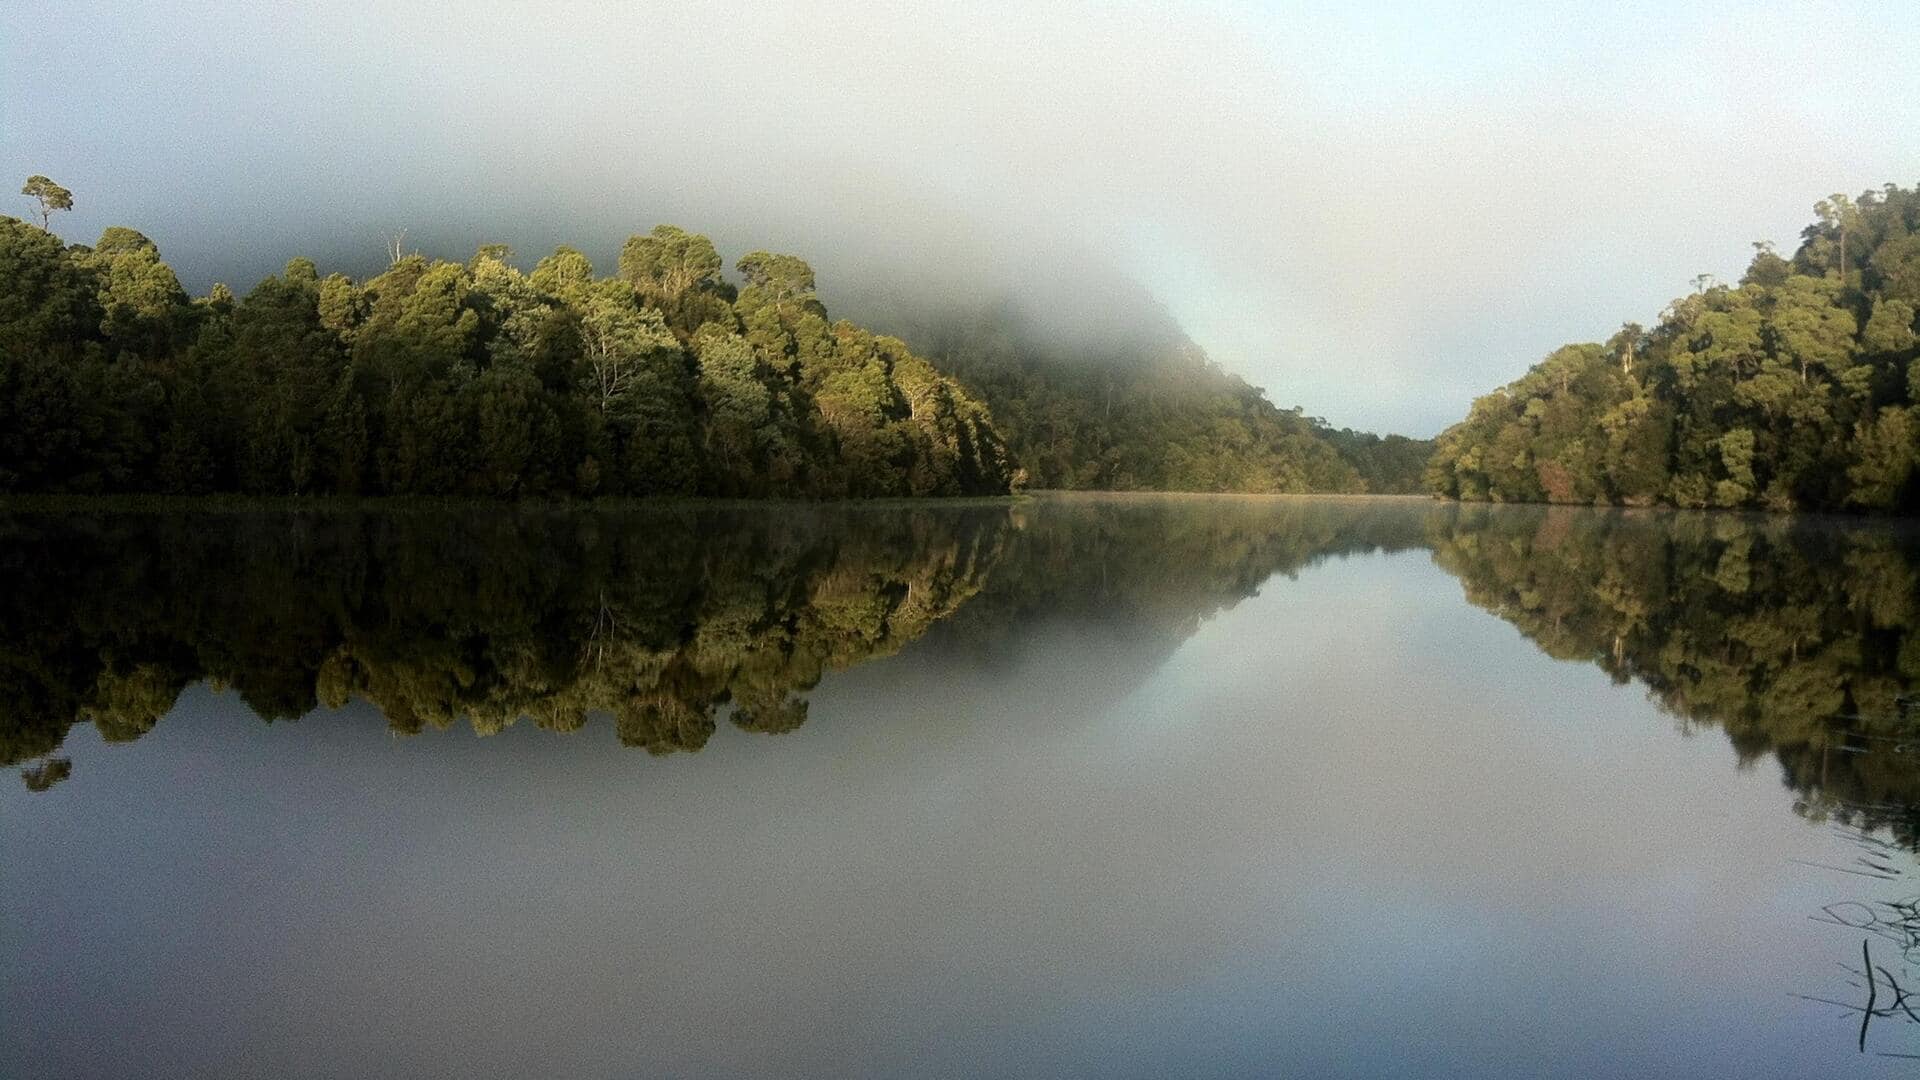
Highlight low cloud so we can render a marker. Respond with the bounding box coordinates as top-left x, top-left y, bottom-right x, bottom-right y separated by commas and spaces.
6, 0, 1916, 434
